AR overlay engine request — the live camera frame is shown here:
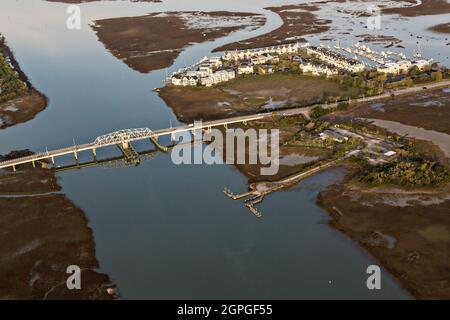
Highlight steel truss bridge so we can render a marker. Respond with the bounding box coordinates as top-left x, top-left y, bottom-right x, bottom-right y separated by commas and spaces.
0, 113, 268, 171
